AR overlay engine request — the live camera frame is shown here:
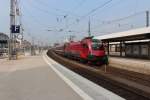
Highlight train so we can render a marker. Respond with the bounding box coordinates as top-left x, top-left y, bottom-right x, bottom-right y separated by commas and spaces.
54, 36, 108, 65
